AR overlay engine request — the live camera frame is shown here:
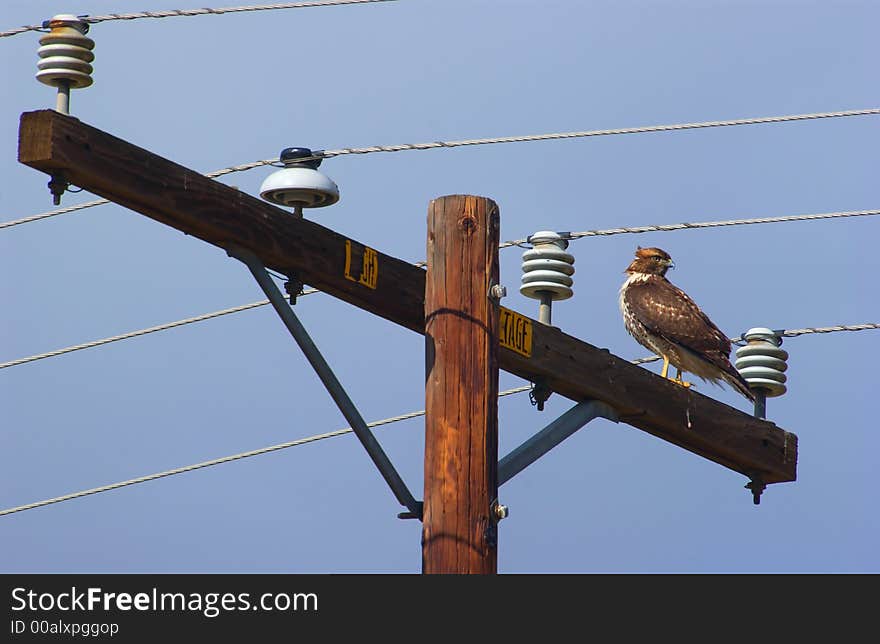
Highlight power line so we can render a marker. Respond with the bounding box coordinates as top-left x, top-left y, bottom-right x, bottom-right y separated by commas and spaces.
779, 323, 880, 338
500, 208, 880, 248
1, 161, 298, 229
2, 216, 877, 369
4, 108, 877, 230
0, 386, 530, 518
0, 199, 108, 230
0, 0, 397, 38
633, 324, 880, 364
4, 321, 878, 517
307, 108, 880, 163
0, 293, 313, 370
